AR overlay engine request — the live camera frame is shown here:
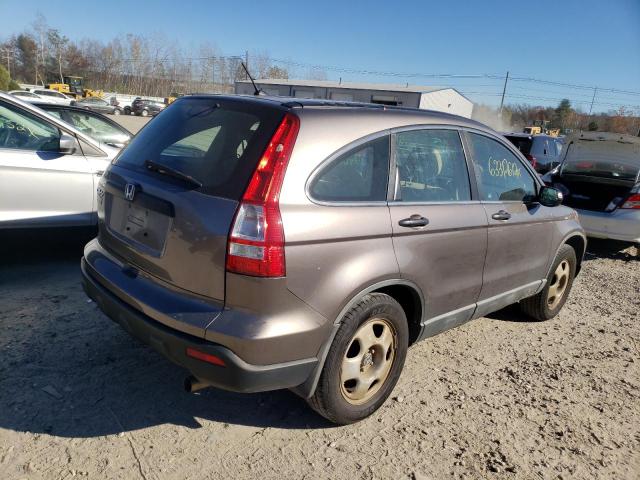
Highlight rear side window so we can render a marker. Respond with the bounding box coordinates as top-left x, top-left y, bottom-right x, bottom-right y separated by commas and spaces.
114, 98, 284, 199
395, 129, 471, 202
309, 136, 390, 202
